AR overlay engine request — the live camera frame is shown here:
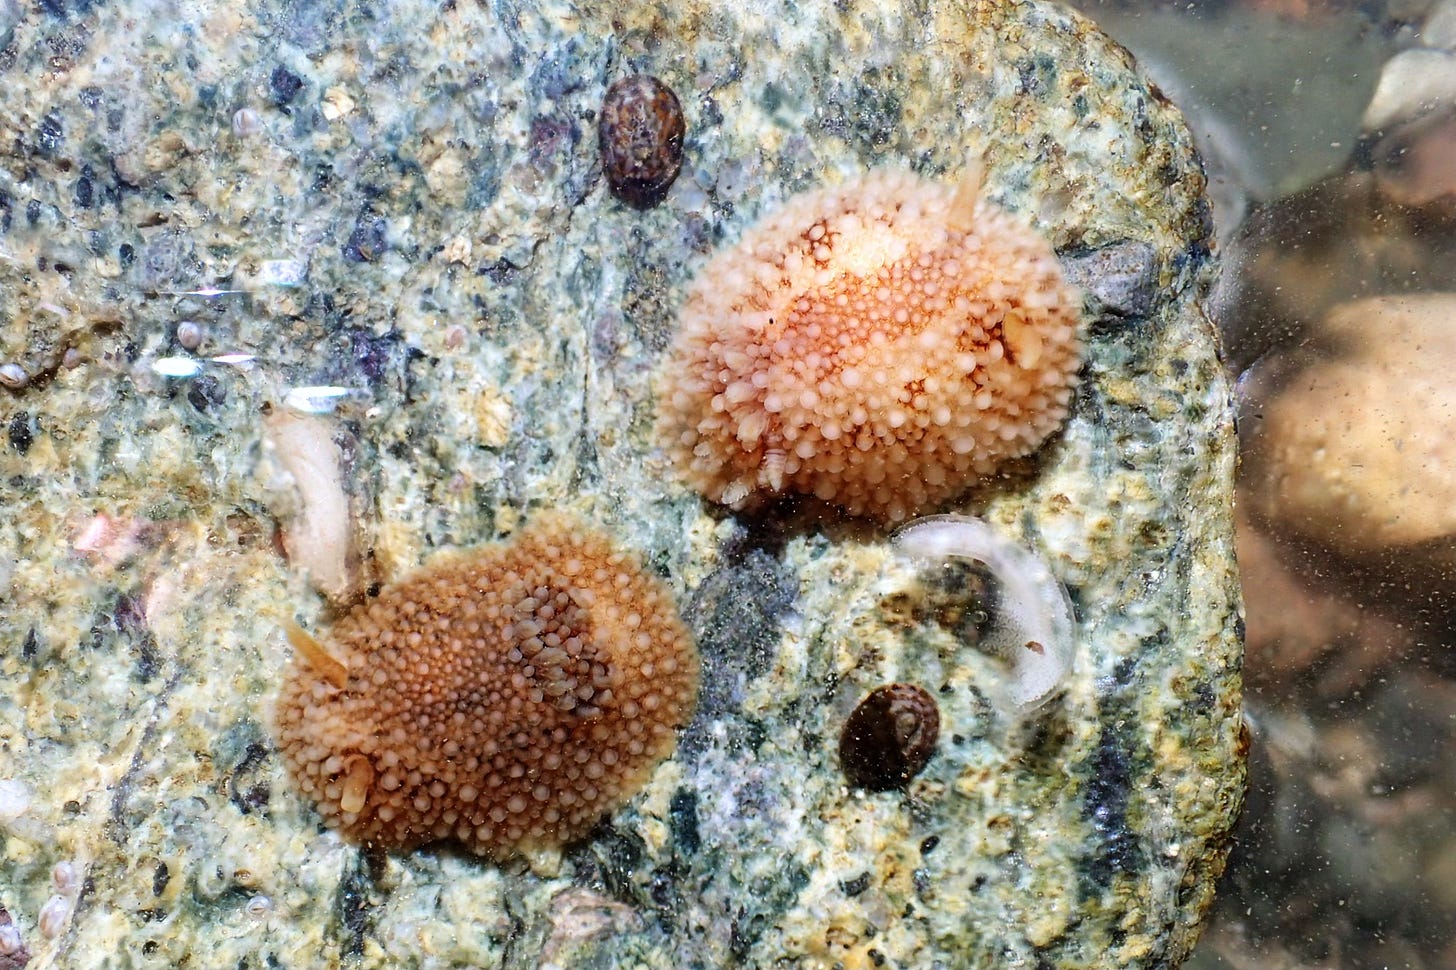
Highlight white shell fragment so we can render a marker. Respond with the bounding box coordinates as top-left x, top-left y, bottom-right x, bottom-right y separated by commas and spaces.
150, 356, 204, 378
282, 385, 362, 415
0, 363, 28, 389
254, 258, 309, 288
38, 894, 69, 938
0, 922, 21, 956
892, 514, 1076, 712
